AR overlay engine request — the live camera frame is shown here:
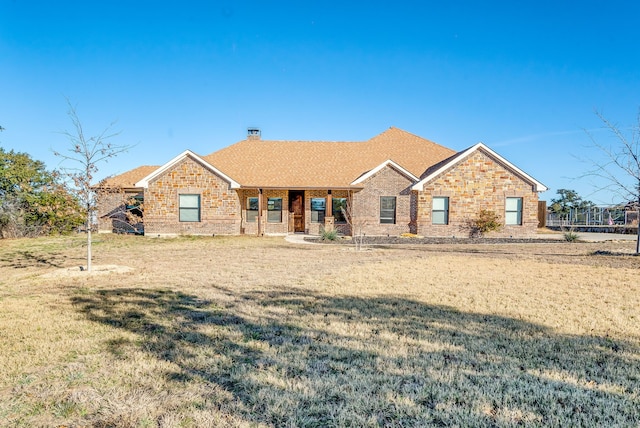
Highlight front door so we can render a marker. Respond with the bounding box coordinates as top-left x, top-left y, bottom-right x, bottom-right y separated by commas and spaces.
289, 191, 305, 232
